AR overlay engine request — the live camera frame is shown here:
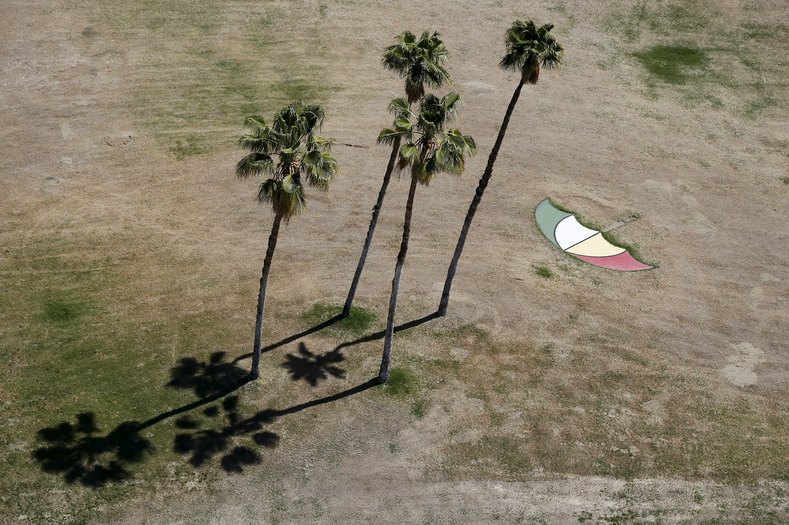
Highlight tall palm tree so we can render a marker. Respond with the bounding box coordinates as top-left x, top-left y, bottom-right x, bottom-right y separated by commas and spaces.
437, 20, 563, 316
342, 31, 450, 318
236, 103, 339, 379
382, 30, 450, 104
379, 93, 476, 383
